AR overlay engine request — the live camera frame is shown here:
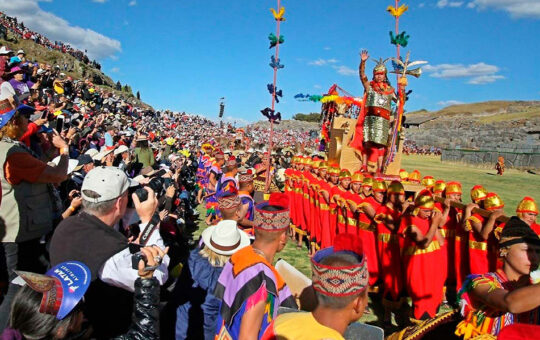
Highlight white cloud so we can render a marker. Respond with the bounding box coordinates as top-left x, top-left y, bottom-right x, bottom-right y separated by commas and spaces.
438, 100, 465, 106
308, 58, 338, 66
128, 0, 137, 6
0, 0, 121, 60
314, 84, 322, 89
437, 0, 464, 8
323, 46, 331, 50
111, 67, 120, 73
467, 75, 505, 84
424, 62, 504, 84
419, 3, 426, 8
469, 0, 540, 18
225, 116, 250, 126
92, 0, 107, 3
332, 65, 356, 76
